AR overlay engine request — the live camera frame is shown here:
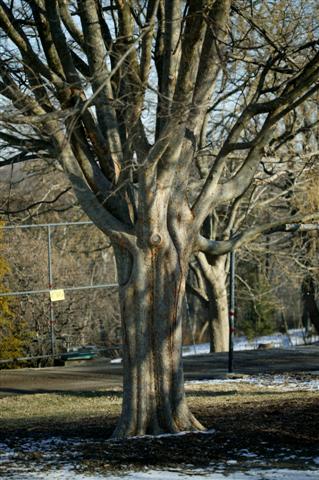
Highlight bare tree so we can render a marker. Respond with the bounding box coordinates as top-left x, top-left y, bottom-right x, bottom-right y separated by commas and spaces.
0, 0, 319, 437
187, 120, 319, 352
